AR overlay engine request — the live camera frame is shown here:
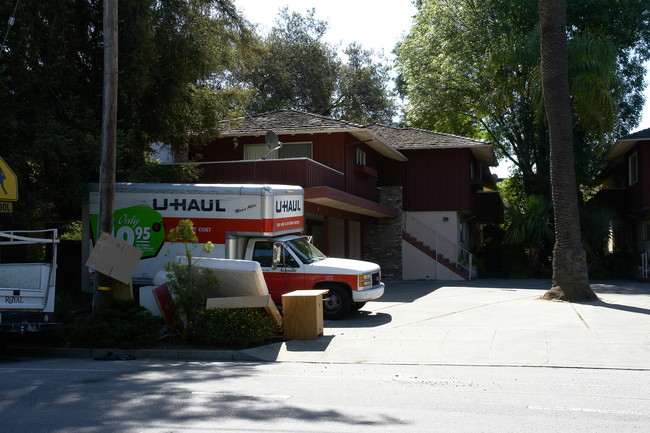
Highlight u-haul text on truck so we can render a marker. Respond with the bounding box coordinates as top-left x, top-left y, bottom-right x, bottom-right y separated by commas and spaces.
83, 183, 384, 319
